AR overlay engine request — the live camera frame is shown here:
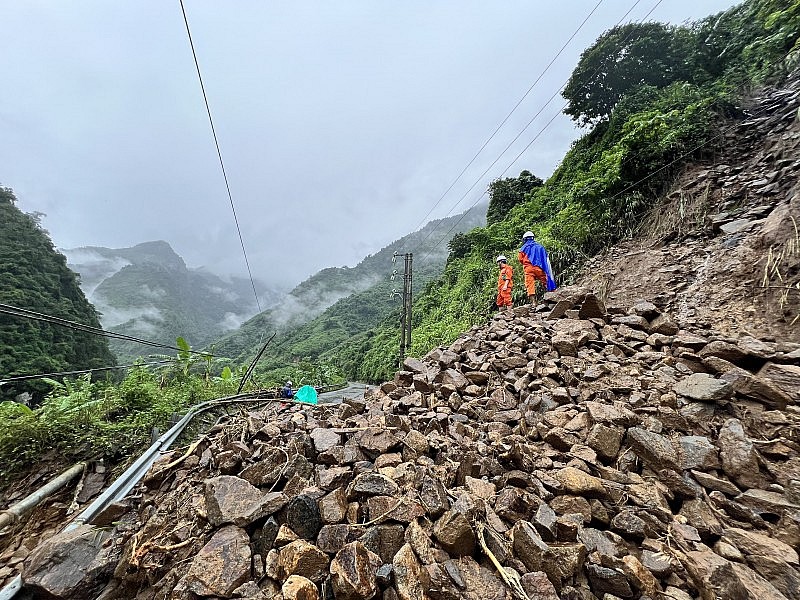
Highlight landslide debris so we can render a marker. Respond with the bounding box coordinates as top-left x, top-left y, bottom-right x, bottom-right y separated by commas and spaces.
19, 291, 800, 599
583, 67, 800, 342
